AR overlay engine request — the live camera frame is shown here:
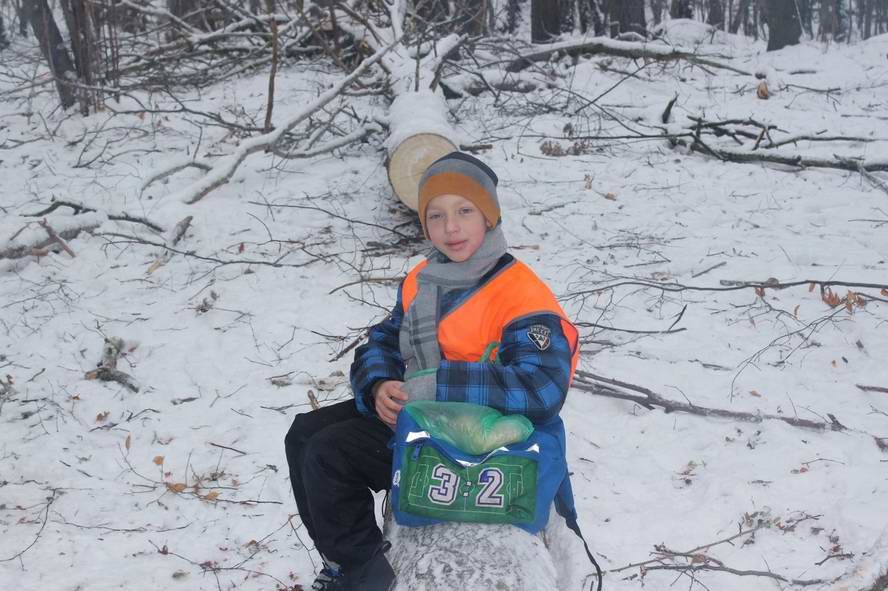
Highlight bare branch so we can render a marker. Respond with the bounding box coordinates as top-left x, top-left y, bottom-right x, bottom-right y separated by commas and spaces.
573, 371, 838, 431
